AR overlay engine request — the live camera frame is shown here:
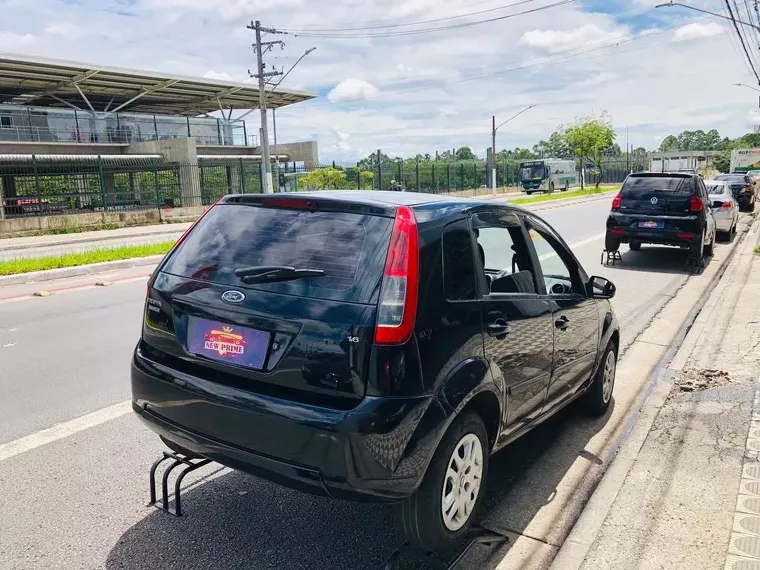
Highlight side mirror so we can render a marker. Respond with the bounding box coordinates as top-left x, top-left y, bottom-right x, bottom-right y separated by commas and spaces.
587, 275, 616, 299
